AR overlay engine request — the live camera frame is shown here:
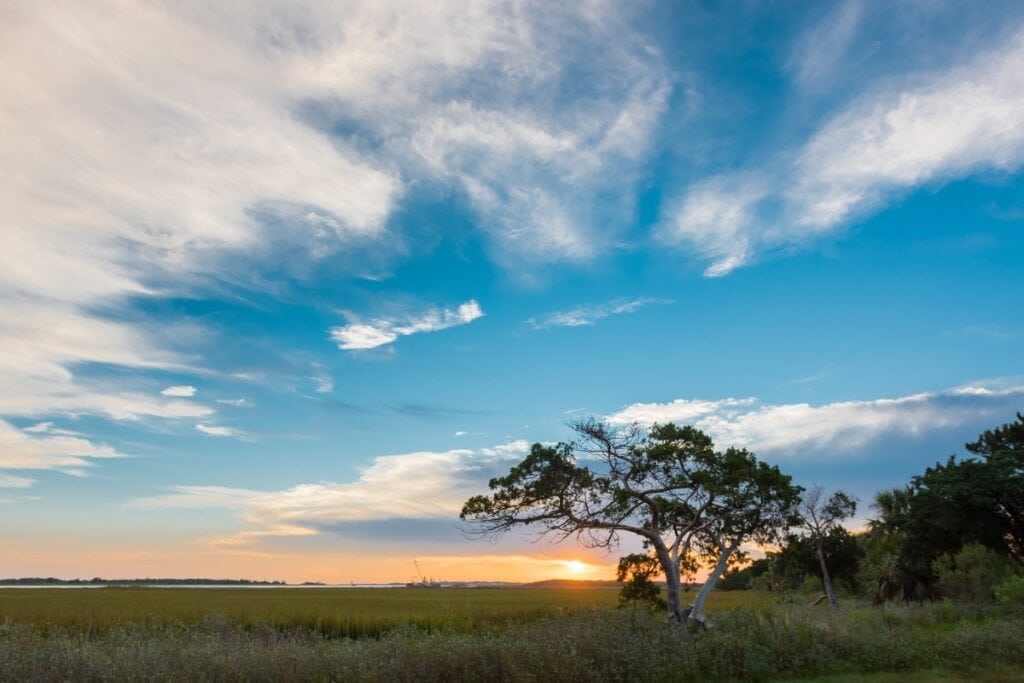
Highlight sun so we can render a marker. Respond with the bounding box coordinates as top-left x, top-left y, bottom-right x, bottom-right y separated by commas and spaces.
562, 559, 589, 575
